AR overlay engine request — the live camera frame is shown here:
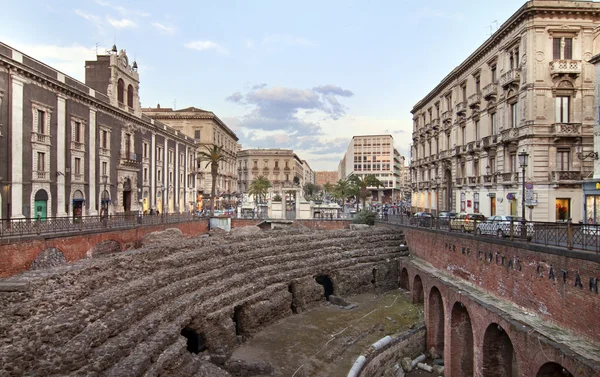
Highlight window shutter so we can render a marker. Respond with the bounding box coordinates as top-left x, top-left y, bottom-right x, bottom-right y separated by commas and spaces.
553, 38, 561, 60
564, 38, 573, 60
